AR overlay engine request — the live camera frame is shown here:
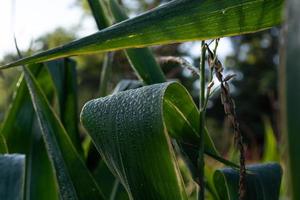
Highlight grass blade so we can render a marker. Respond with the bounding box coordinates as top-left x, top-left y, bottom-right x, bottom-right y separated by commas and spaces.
109, 0, 166, 84
87, 0, 110, 29
46, 58, 82, 154
1, 66, 45, 154
93, 160, 129, 200
0, 154, 26, 200
280, 0, 300, 198
0, 135, 8, 153
262, 118, 279, 162
1, 0, 284, 69
99, 52, 114, 96
27, 125, 59, 200
87, 0, 114, 97
0, 65, 59, 199
22, 65, 104, 199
